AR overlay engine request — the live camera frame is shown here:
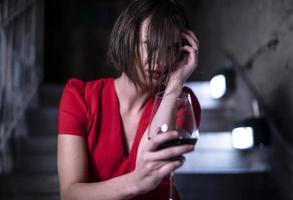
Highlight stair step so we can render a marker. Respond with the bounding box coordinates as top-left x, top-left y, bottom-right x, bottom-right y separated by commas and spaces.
176, 132, 271, 173
39, 84, 64, 107
174, 172, 278, 200
26, 106, 237, 136
14, 154, 57, 173
15, 136, 57, 154
199, 107, 237, 132
27, 108, 58, 136
0, 174, 59, 195
177, 148, 270, 174
0, 195, 60, 200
